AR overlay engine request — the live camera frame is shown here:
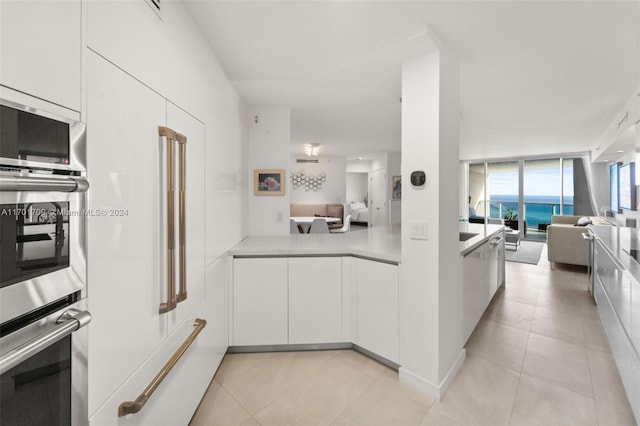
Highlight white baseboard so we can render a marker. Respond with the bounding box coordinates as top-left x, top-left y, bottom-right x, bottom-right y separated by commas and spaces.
398, 349, 466, 400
